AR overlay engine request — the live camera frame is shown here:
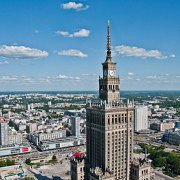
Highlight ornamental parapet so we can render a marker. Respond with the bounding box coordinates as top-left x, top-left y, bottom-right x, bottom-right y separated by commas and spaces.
86, 99, 134, 110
